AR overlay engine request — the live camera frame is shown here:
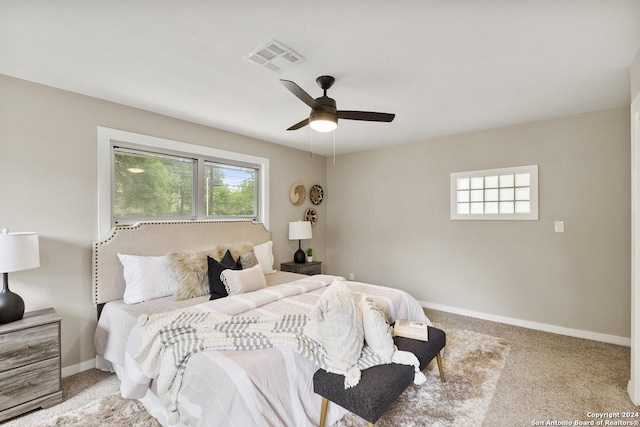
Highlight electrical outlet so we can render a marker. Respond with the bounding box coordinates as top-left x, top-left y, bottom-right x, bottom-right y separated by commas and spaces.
554, 221, 565, 233
349, 273, 355, 280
